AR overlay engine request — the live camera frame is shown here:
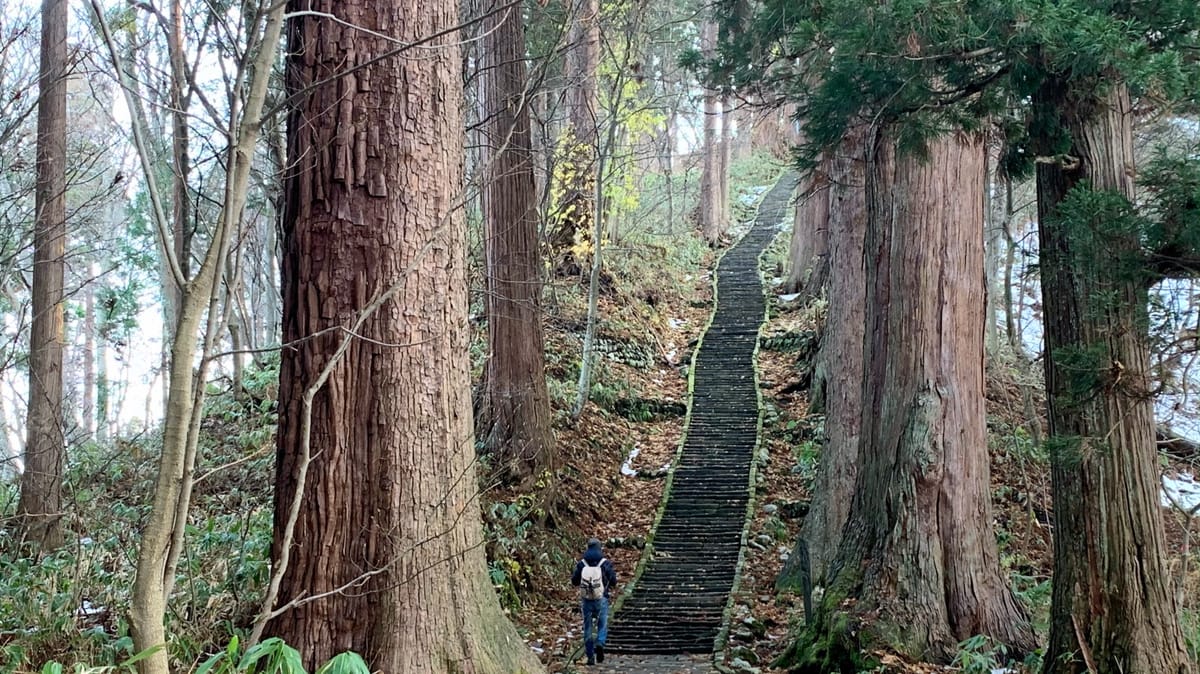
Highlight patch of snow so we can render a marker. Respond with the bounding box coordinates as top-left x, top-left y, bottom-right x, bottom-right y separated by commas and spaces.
76, 600, 105, 620
529, 645, 544, 654
770, 277, 783, 286
738, 185, 770, 206
1163, 473, 1200, 511
777, 293, 801, 303
1151, 278, 1200, 445
668, 318, 687, 329
1157, 394, 1200, 446
620, 446, 641, 477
